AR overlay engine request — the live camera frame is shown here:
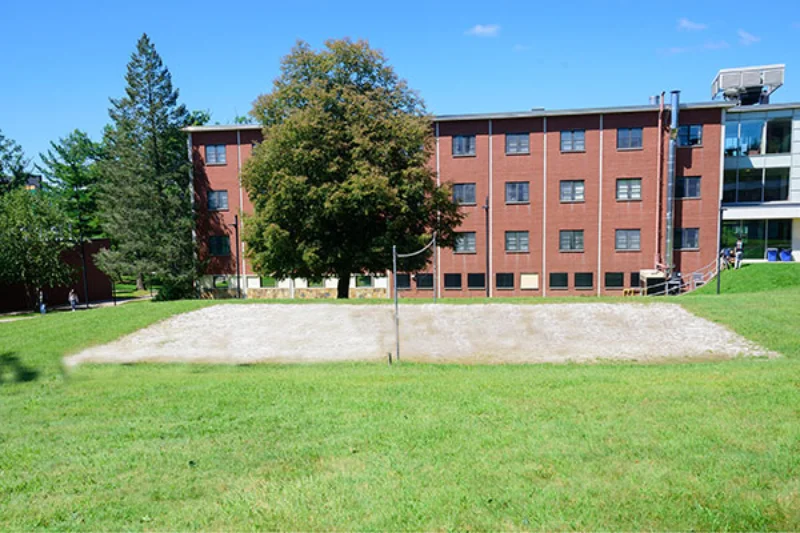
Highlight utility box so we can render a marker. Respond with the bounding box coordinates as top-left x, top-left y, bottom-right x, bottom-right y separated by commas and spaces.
640, 269, 666, 296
